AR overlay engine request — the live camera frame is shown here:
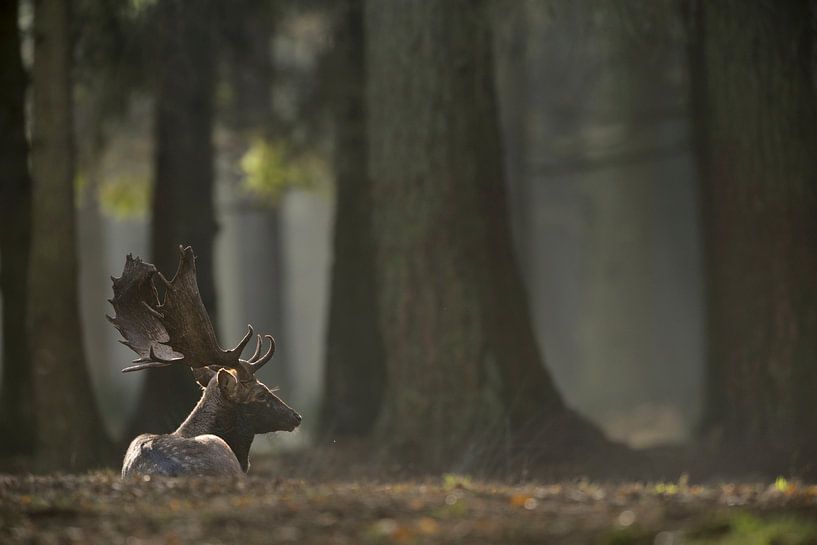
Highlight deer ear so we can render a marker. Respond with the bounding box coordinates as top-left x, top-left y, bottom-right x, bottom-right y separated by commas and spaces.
192, 367, 216, 388
217, 368, 239, 399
